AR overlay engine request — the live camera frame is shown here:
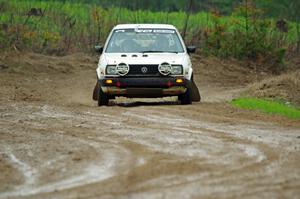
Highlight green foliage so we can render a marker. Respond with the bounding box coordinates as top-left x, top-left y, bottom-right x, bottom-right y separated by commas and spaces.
28, 0, 241, 14
199, 1, 291, 72
257, 0, 300, 51
257, 0, 300, 22
0, 0, 298, 60
231, 98, 300, 120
